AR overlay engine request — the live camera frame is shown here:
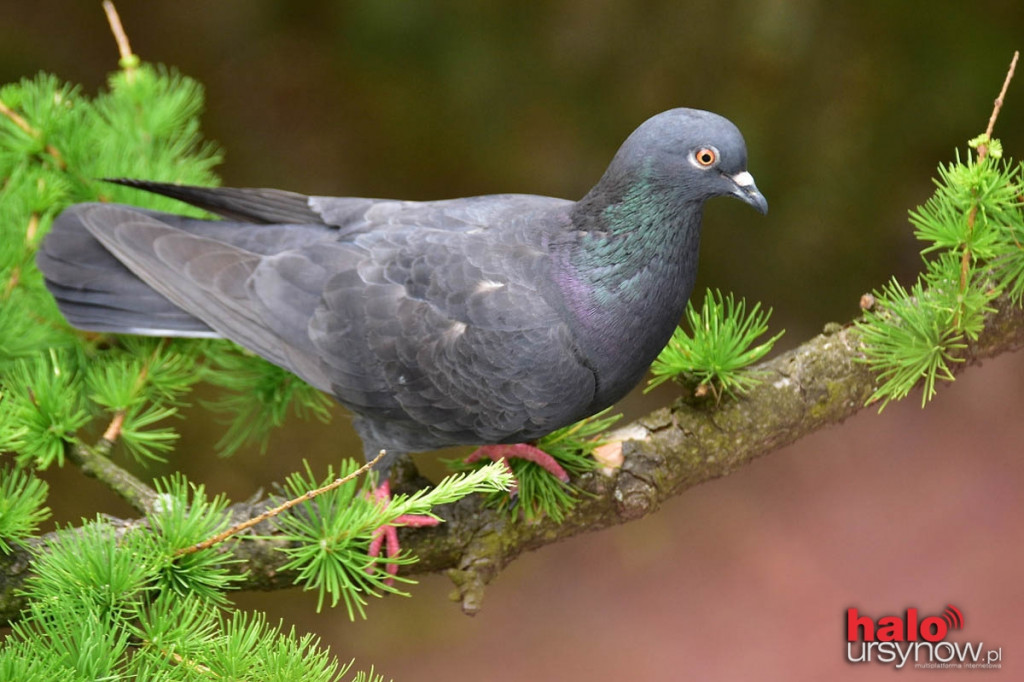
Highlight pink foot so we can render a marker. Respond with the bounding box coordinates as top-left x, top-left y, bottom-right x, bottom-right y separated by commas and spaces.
464, 443, 570, 493
367, 480, 441, 584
